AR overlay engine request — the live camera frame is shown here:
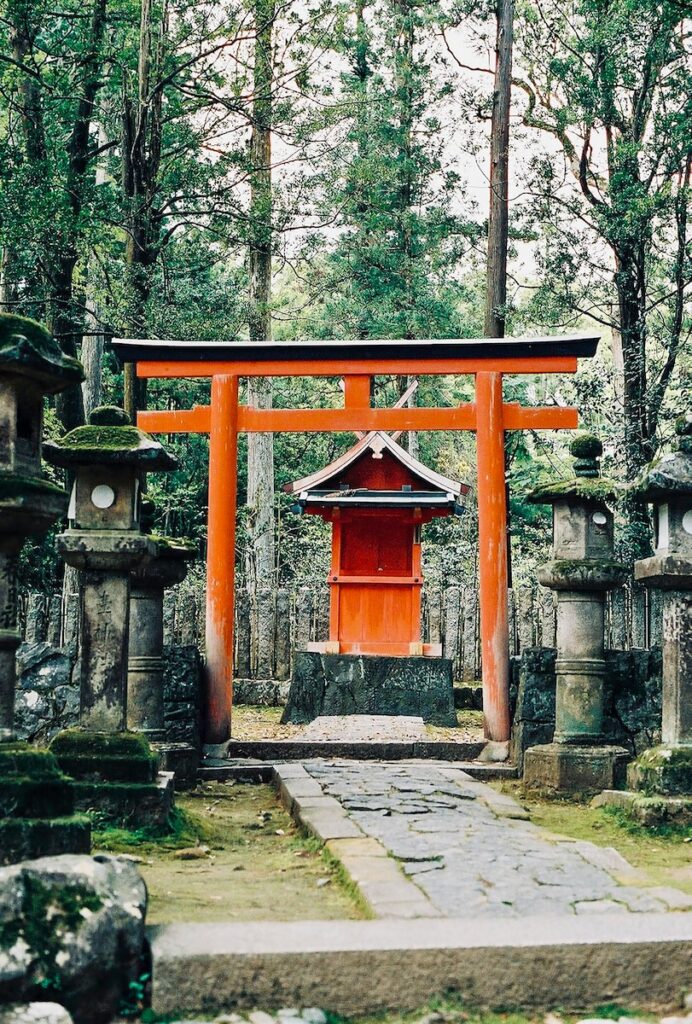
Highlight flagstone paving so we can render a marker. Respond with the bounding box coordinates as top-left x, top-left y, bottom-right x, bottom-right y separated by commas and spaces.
297, 760, 692, 918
